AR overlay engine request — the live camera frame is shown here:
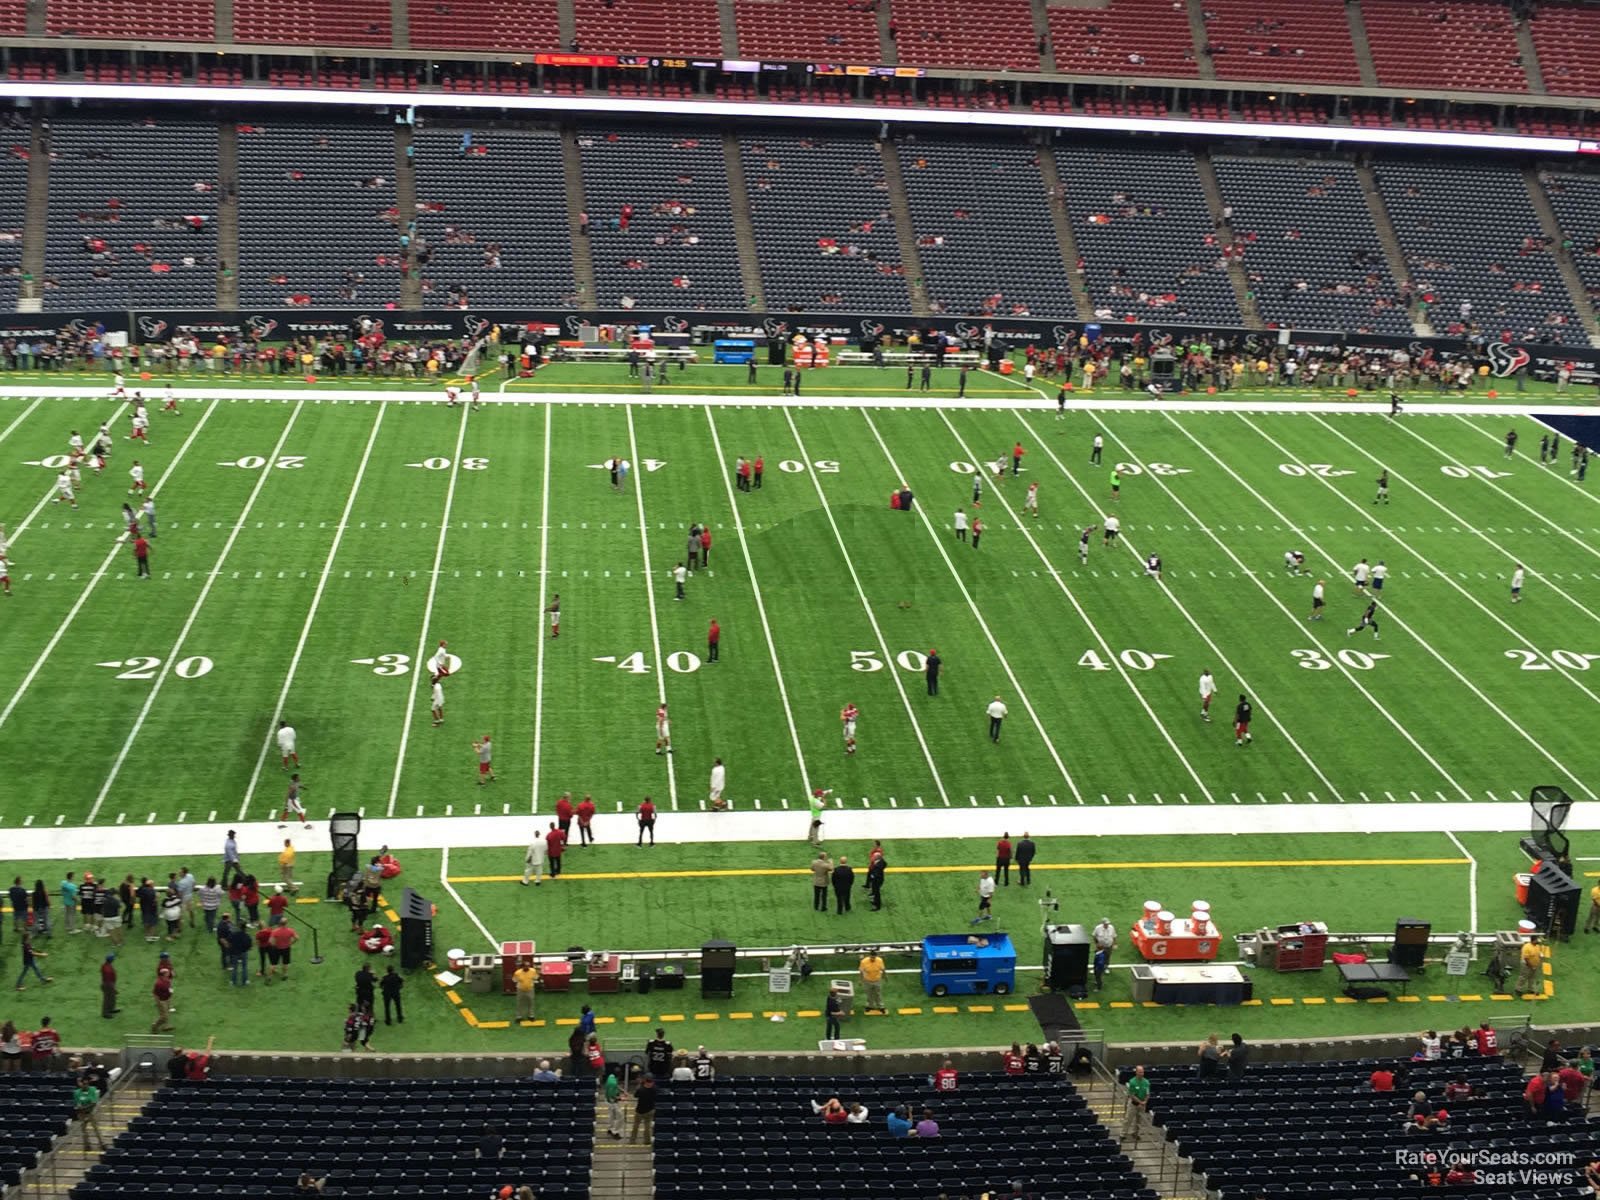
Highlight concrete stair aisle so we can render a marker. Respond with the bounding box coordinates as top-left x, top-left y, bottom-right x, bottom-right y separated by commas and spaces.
1029, 0, 1058, 74
19, 112, 48, 310
1514, 13, 1545, 93
1184, 0, 1217, 80
878, 138, 930, 317
217, 121, 240, 307
1353, 158, 1433, 335
394, 124, 423, 309
877, 0, 897, 65
1191, 149, 1263, 329
1035, 142, 1093, 321
1345, 0, 1379, 88
1523, 164, 1600, 343
17, 1076, 157, 1200
214, 0, 233, 41
390, 0, 410, 49
559, 126, 598, 307
1077, 1077, 1207, 1200
722, 131, 767, 310
557, 0, 576, 50
717, 0, 739, 56
588, 1093, 655, 1200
